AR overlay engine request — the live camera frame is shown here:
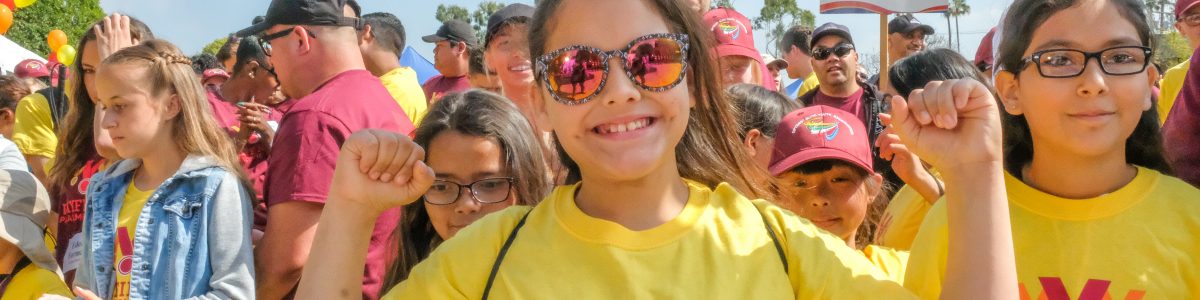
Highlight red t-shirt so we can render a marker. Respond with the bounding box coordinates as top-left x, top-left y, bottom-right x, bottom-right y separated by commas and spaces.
814, 87, 866, 124
420, 75, 472, 103
52, 158, 106, 285
266, 70, 414, 299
